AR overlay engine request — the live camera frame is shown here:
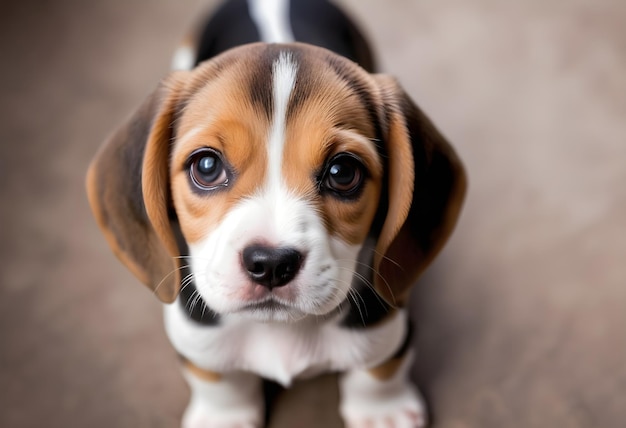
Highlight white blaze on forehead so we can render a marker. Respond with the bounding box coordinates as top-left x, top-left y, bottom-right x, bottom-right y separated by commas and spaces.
267, 51, 298, 190
247, 0, 295, 43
